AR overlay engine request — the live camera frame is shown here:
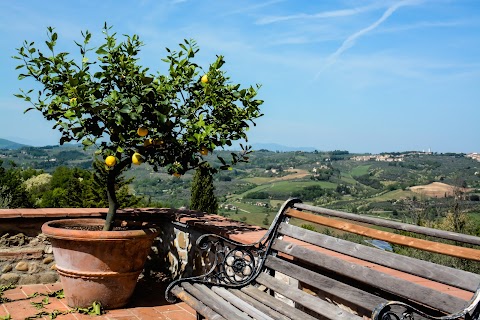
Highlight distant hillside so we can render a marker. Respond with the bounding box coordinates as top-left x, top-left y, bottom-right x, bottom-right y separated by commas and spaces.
251, 143, 317, 152
0, 138, 29, 150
